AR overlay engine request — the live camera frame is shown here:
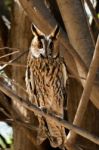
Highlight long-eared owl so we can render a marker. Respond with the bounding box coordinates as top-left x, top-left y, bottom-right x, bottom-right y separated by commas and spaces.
25, 24, 68, 149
